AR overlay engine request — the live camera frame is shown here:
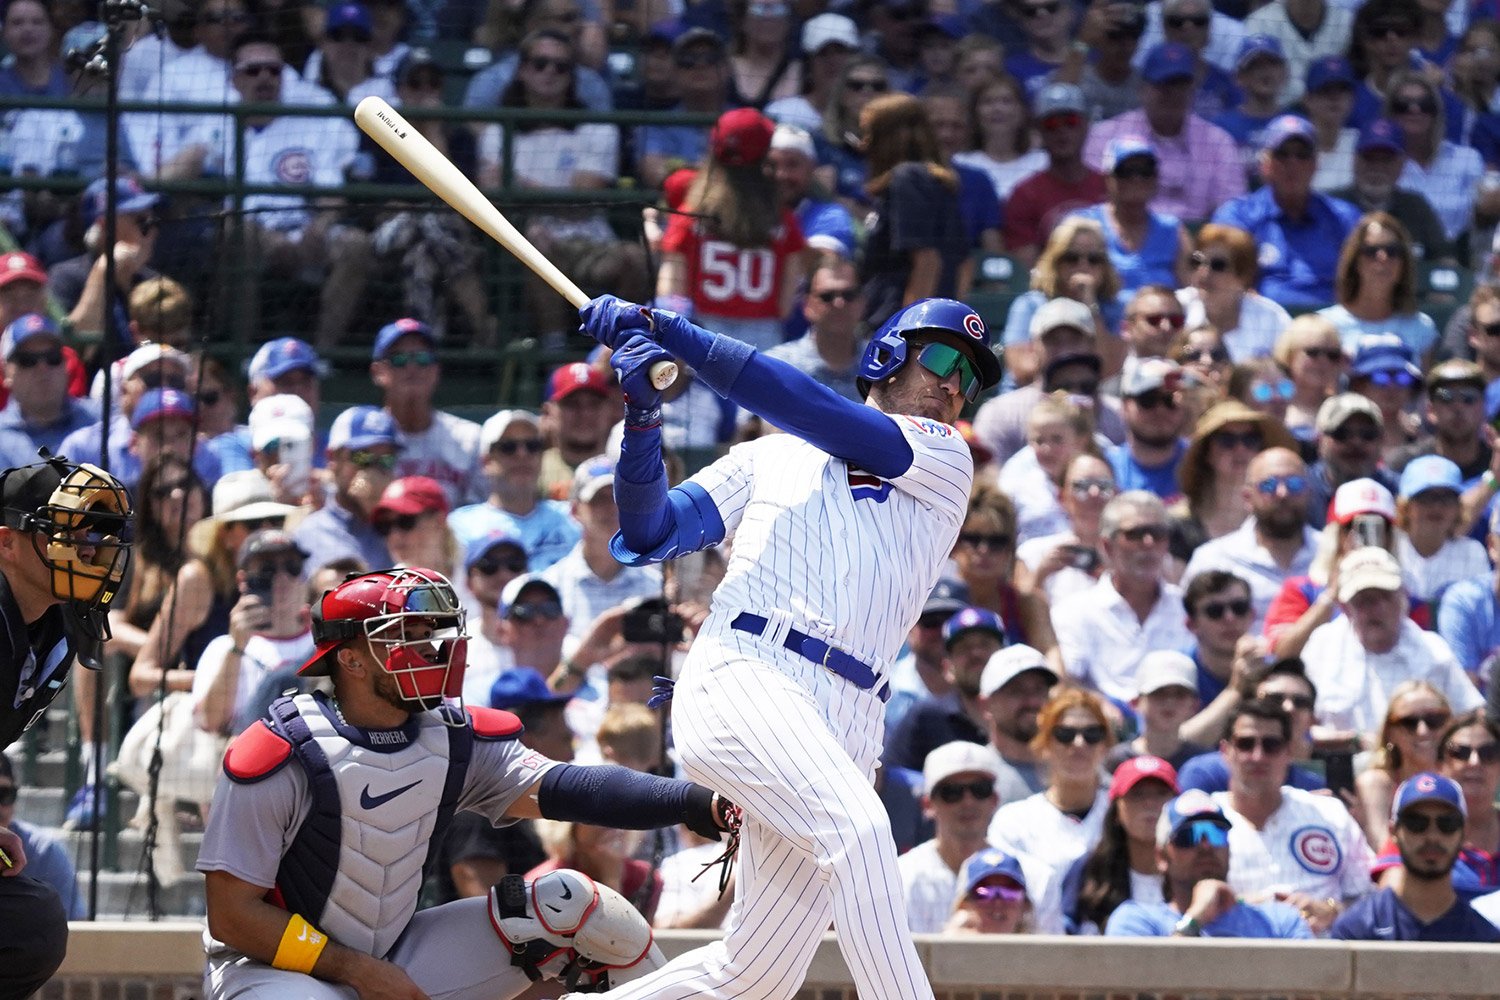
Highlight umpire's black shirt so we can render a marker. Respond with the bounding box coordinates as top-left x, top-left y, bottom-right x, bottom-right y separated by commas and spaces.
0, 570, 72, 751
